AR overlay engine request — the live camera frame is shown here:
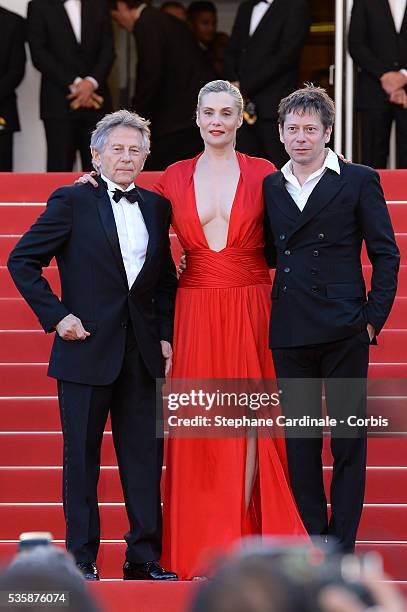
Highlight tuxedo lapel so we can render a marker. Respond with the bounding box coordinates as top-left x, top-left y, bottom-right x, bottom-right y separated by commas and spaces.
287, 170, 345, 241
382, 0, 398, 36
52, 0, 80, 50
399, 2, 407, 37
80, 0, 93, 51
94, 180, 128, 287
249, 0, 278, 43
129, 190, 156, 290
